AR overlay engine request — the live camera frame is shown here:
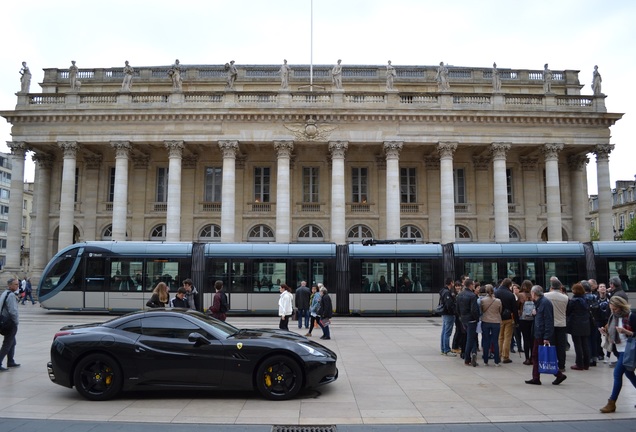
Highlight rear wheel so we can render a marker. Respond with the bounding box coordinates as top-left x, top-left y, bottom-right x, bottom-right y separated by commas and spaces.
73, 353, 123, 401
255, 355, 303, 400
